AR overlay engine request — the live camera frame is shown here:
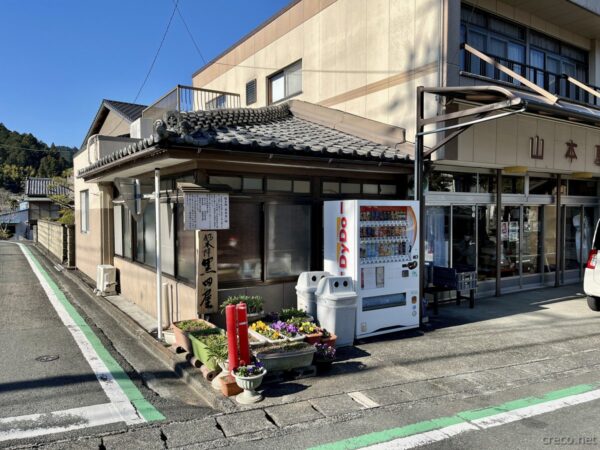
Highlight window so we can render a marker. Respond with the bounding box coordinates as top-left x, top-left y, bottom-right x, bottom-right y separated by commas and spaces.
114, 205, 123, 256
80, 190, 89, 233
176, 204, 195, 282
268, 60, 302, 104
246, 79, 257, 105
